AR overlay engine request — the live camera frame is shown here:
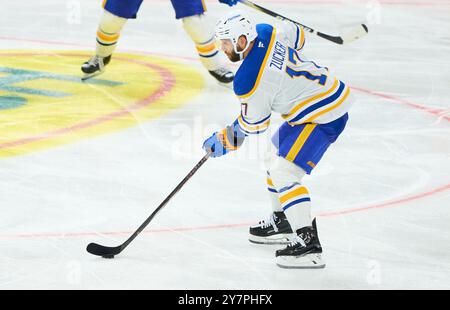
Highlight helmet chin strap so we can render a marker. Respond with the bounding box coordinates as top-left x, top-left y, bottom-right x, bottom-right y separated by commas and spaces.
234, 36, 251, 60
